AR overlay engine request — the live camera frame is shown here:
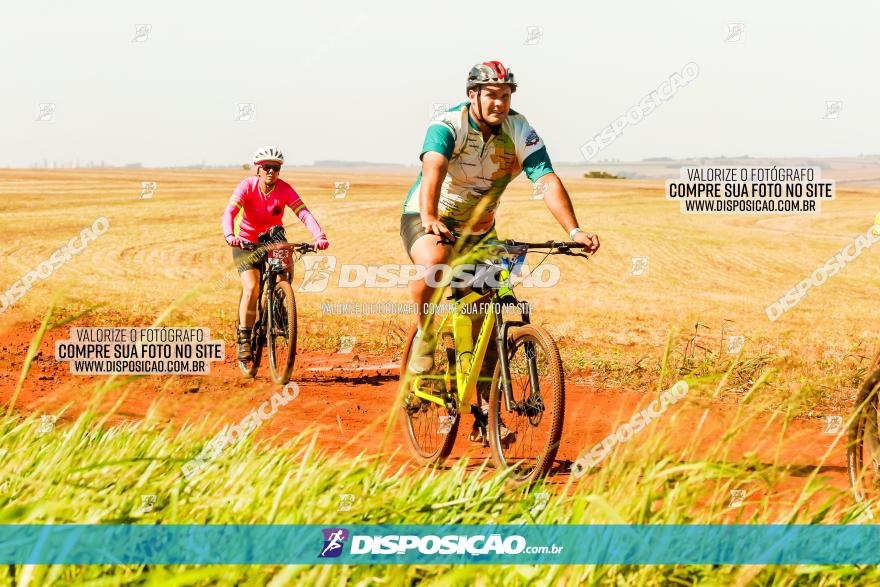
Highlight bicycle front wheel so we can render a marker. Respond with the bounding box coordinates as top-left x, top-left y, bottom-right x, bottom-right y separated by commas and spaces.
399, 323, 459, 466
267, 280, 297, 385
848, 367, 880, 510
488, 324, 564, 487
